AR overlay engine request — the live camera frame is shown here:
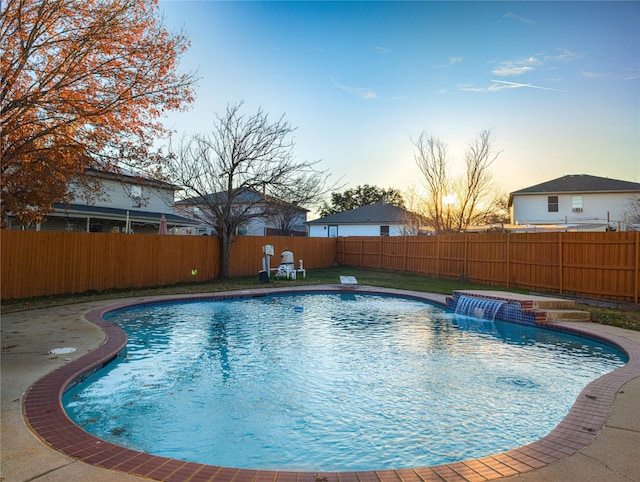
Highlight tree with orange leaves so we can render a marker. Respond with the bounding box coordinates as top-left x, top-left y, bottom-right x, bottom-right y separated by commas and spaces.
1, 0, 196, 224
